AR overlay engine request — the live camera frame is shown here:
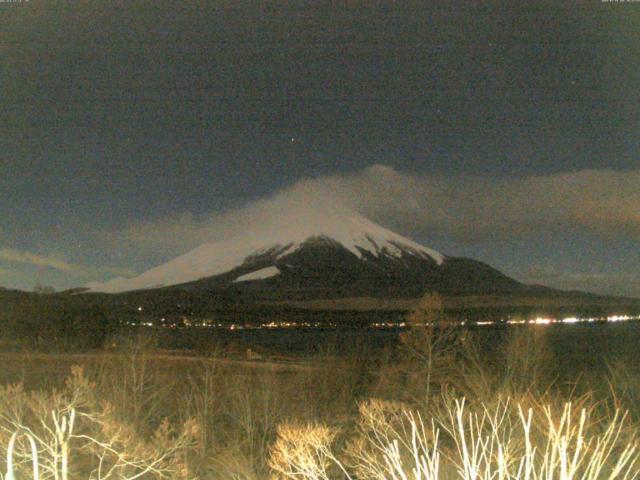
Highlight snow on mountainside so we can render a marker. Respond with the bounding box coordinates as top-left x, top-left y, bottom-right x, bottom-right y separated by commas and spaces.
233, 266, 281, 283
86, 214, 445, 293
